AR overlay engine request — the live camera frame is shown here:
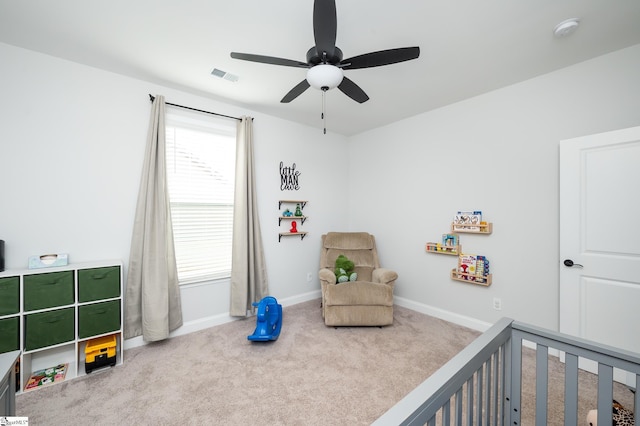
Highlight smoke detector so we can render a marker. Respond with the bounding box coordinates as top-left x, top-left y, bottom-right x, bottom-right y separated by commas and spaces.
554, 18, 580, 37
